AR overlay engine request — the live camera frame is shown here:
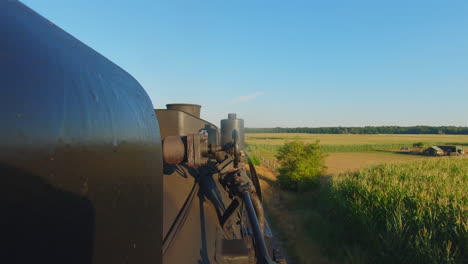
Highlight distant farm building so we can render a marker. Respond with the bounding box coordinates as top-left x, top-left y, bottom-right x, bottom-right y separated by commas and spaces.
424, 146, 445, 156
423, 145, 464, 156
437, 145, 465, 155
